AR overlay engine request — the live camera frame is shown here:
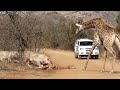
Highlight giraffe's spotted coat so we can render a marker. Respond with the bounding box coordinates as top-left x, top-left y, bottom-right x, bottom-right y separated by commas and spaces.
75, 18, 120, 72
